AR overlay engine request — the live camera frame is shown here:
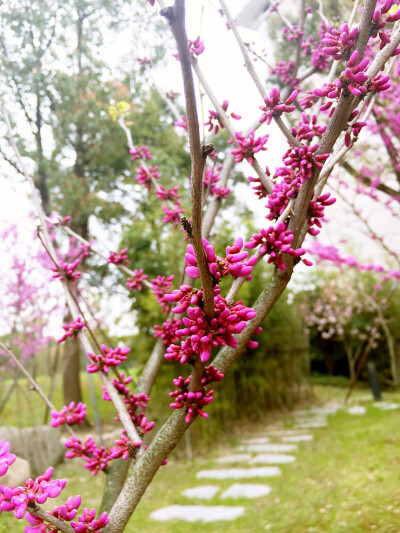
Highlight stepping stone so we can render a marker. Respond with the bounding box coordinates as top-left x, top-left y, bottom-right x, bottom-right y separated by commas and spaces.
216, 454, 252, 463
249, 453, 295, 464
242, 437, 270, 444
373, 402, 400, 410
266, 429, 306, 436
282, 434, 313, 442
182, 486, 220, 500
295, 421, 327, 428
196, 467, 281, 479
238, 443, 297, 453
221, 483, 272, 499
348, 406, 366, 415
150, 505, 245, 522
